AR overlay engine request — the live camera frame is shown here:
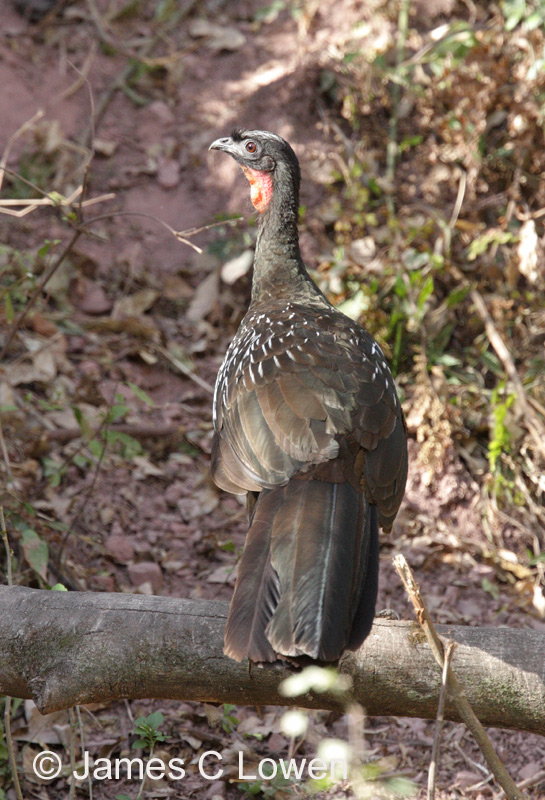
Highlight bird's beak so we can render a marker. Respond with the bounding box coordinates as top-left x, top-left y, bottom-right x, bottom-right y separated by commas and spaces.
209, 136, 236, 154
